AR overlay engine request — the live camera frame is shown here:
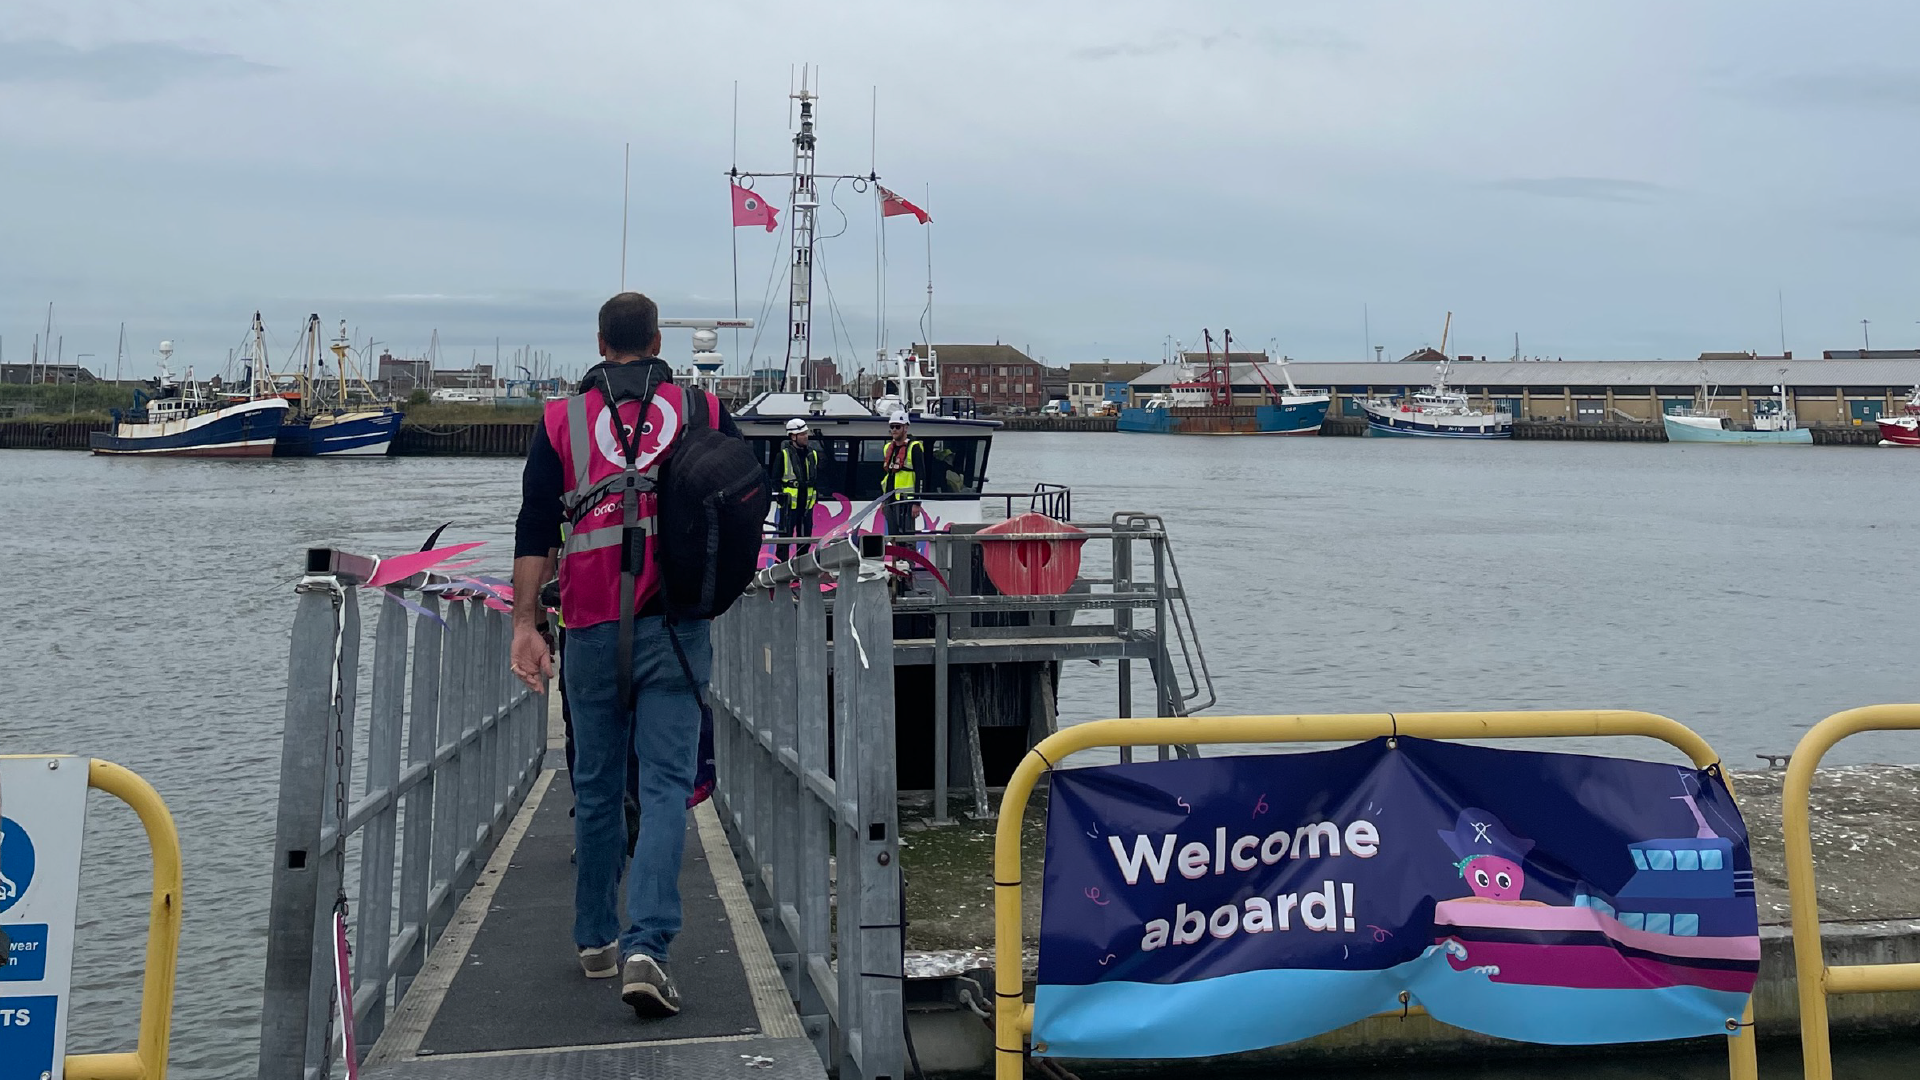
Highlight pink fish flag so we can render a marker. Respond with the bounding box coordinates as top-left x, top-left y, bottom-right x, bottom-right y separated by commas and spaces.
731, 184, 779, 232
877, 184, 931, 224
368, 541, 486, 588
